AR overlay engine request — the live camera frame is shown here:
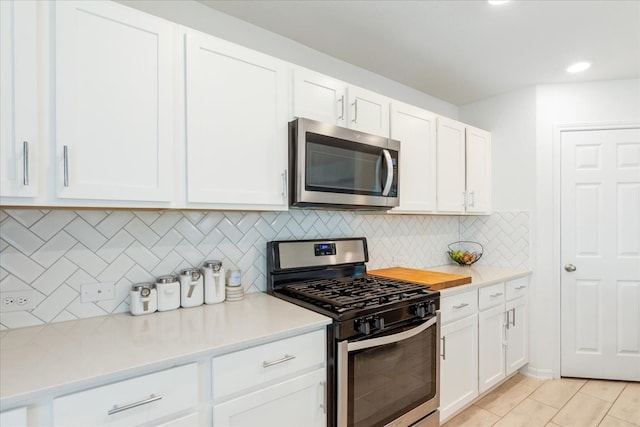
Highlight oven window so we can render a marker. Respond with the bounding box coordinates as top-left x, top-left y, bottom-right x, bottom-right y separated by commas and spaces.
305, 132, 384, 195
347, 323, 437, 427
